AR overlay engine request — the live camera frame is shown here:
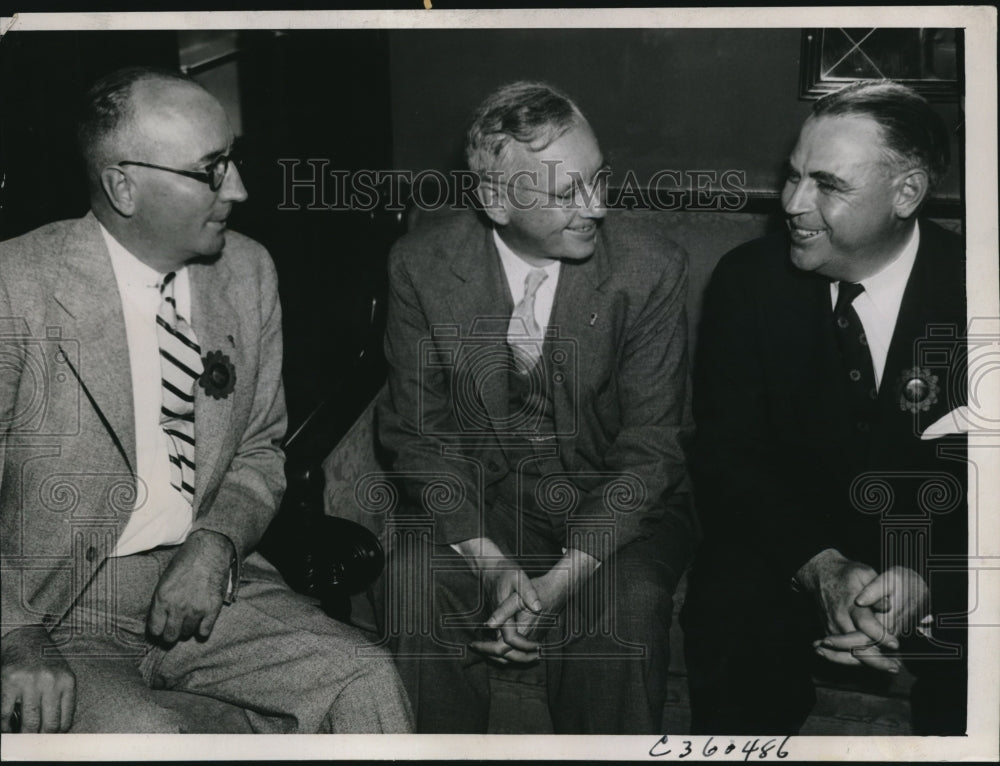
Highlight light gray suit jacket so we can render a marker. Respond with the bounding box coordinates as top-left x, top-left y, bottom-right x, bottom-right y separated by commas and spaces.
0, 212, 287, 636
377, 210, 695, 564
